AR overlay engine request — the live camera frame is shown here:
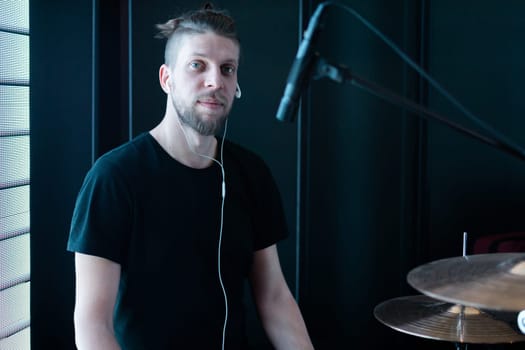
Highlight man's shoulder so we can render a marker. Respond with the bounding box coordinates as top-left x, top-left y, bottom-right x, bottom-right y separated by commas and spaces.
90, 132, 153, 177
96, 133, 151, 165
222, 139, 275, 184
223, 139, 265, 166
